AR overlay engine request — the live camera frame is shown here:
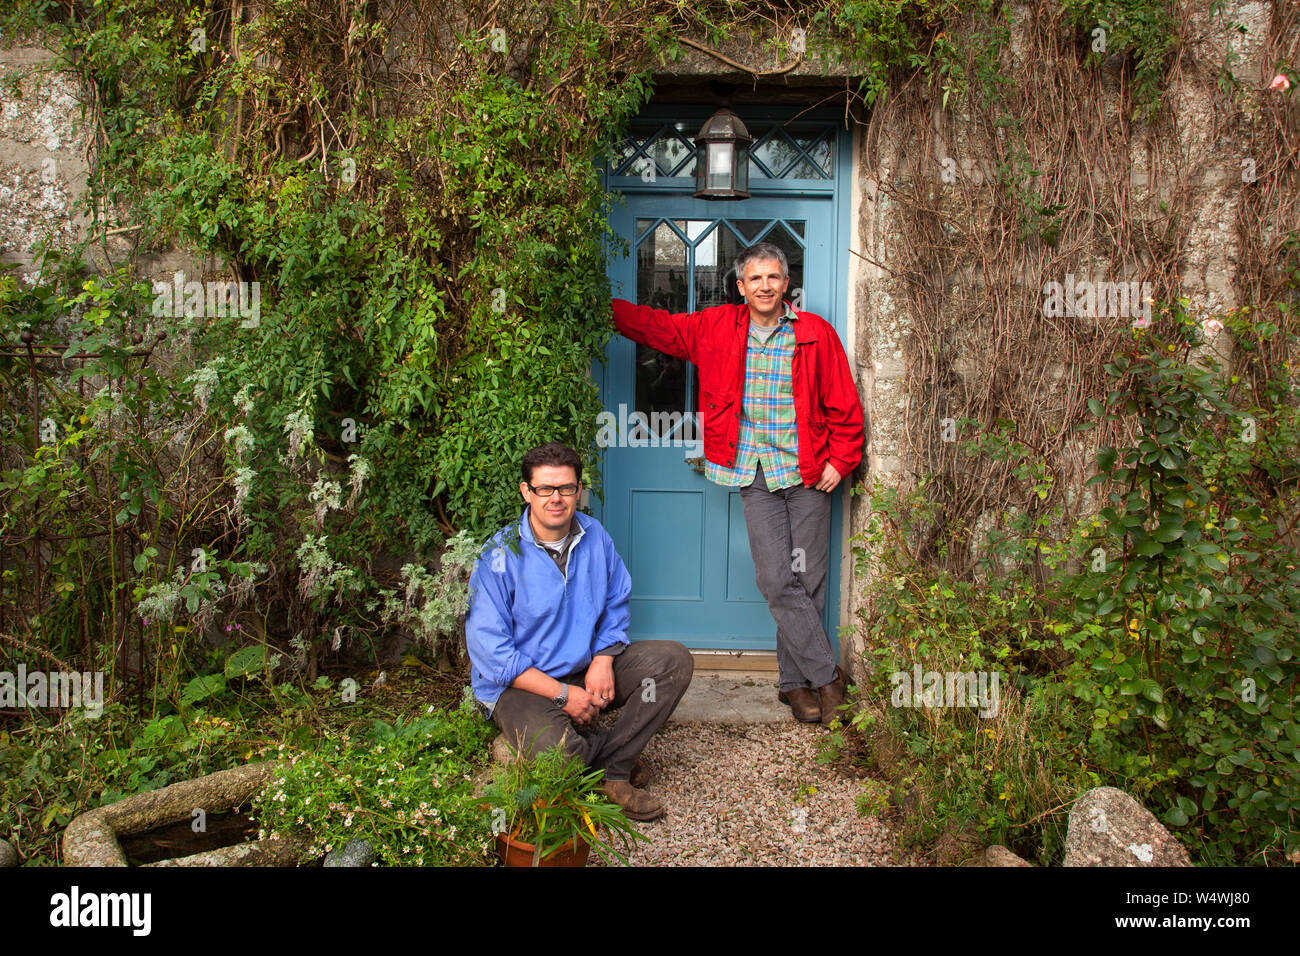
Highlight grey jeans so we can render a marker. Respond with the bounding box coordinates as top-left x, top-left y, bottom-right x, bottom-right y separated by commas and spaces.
490, 640, 693, 782
739, 460, 836, 691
